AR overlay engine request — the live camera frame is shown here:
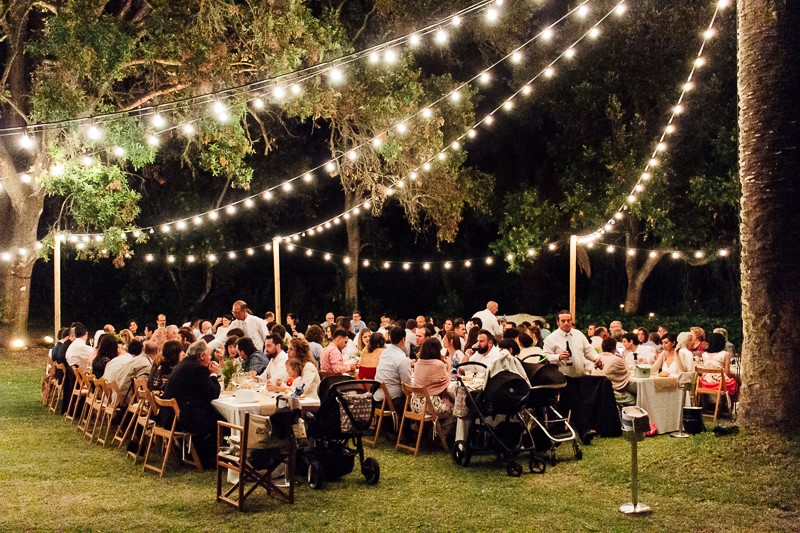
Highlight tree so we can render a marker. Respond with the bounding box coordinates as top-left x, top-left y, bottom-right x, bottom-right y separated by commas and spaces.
0, 0, 345, 341
490, 0, 738, 313
737, 1, 800, 432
